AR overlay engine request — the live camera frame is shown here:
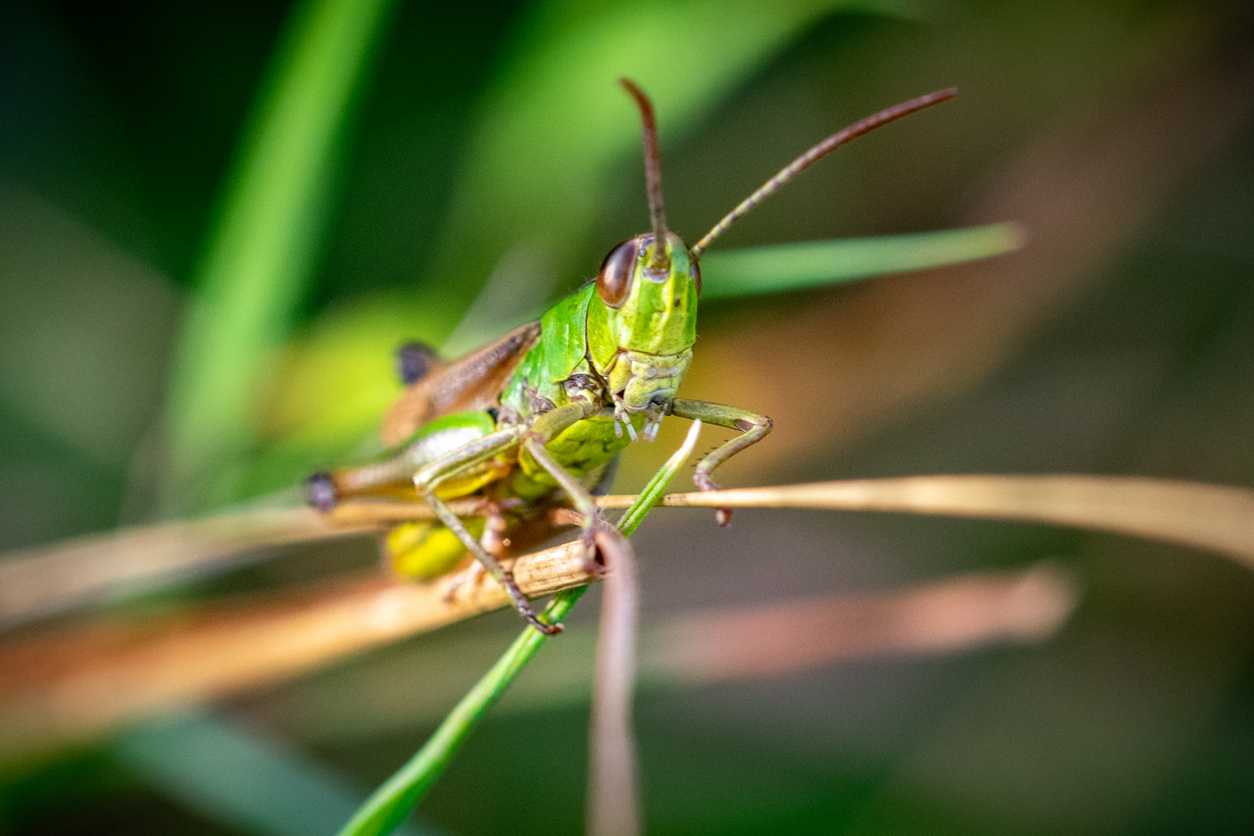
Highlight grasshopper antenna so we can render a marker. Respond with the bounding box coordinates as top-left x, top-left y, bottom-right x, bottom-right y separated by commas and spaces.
620, 78, 670, 274
690, 88, 958, 261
